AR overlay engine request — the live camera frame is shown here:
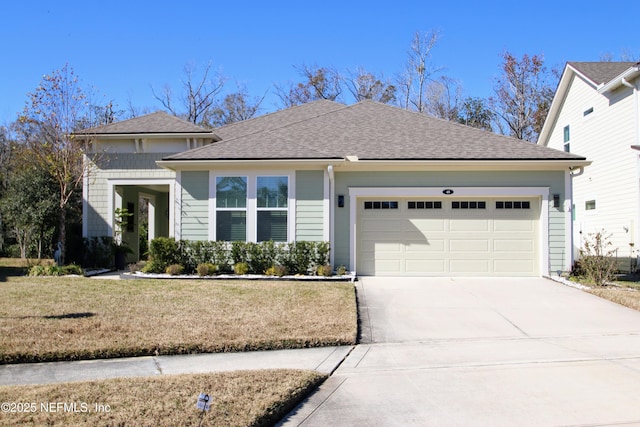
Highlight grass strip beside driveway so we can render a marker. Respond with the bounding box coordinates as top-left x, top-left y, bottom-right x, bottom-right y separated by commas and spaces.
0, 277, 357, 364
0, 369, 324, 426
